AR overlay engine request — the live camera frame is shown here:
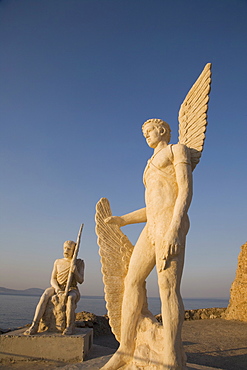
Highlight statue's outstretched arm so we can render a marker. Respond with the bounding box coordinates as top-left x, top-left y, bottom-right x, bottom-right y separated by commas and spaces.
105, 207, 147, 227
